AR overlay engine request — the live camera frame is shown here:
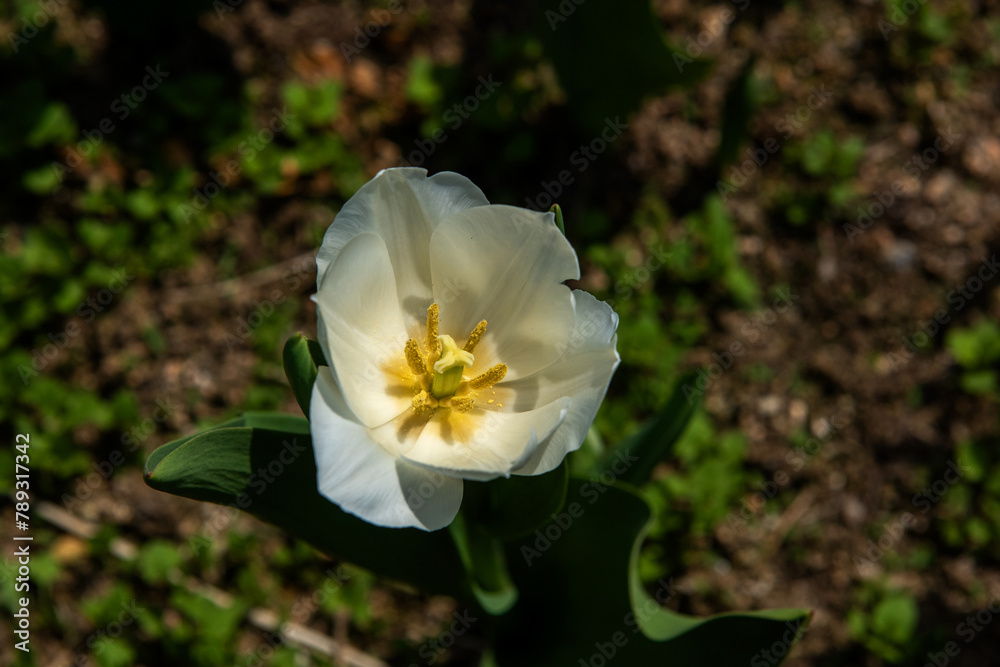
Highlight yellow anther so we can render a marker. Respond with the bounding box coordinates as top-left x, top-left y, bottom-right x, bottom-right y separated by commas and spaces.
449, 397, 474, 413
463, 320, 488, 352
469, 363, 507, 390
404, 339, 427, 376
426, 303, 440, 359
399, 304, 507, 415
412, 390, 437, 415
